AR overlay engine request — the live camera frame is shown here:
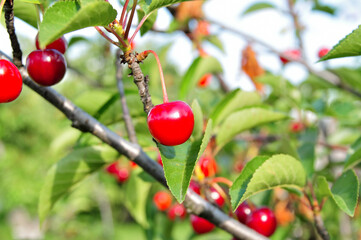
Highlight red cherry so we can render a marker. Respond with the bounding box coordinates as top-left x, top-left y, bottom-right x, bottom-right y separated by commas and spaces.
190, 215, 215, 234
26, 49, 67, 86
198, 74, 212, 88
0, 59, 22, 103
279, 49, 301, 64
289, 121, 305, 133
153, 191, 172, 211
167, 204, 187, 220
209, 187, 225, 207
130, 161, 138, 168
116, 168, 129, 183
36, 34, 67, 54
147, 101, 194, 146
189, 180, 201, 195
246, 207, 277, 237
235, 202, 253, 224
198, 156, 218, 177
106, 162, 119, 175
318, 47, 329, 59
